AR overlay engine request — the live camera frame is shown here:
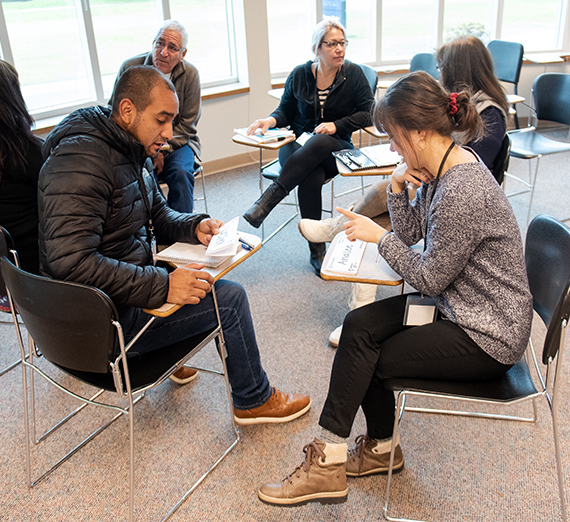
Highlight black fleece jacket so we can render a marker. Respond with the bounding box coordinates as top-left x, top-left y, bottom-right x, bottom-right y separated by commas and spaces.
38, 105, 208, 312
270, 60, 374, 143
